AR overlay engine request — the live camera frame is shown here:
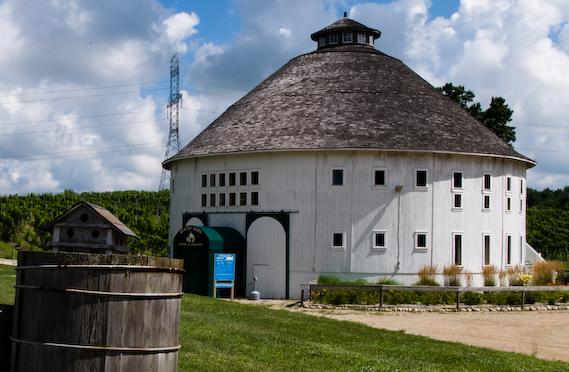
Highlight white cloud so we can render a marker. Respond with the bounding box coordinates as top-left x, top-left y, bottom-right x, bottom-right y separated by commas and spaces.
162, 11, 199, 53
